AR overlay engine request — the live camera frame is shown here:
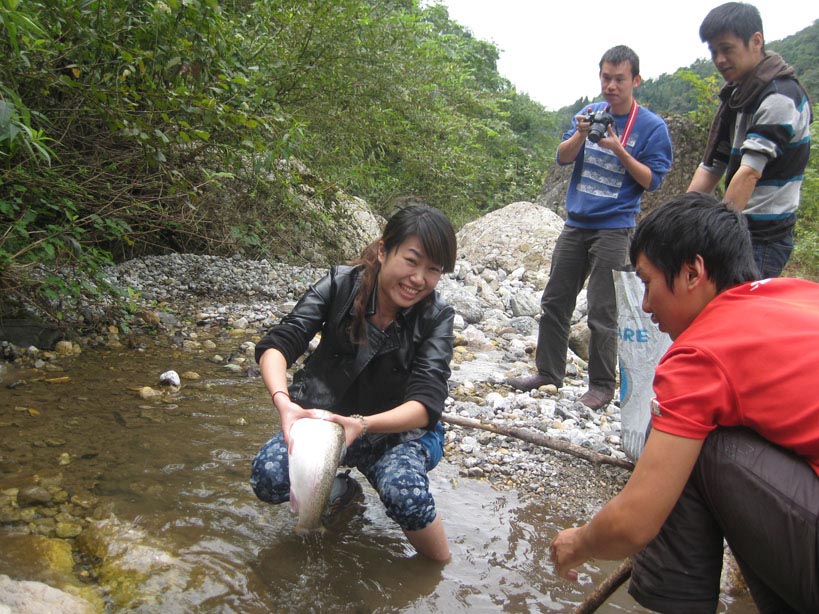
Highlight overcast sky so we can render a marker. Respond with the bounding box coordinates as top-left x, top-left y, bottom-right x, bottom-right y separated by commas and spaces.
436, 0, 817, 110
